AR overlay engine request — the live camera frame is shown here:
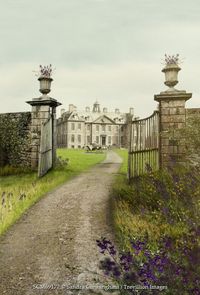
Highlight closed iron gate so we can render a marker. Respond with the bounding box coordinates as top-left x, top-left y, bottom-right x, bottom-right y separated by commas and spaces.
38, 116, 53, 177
128, 111, 159, 180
